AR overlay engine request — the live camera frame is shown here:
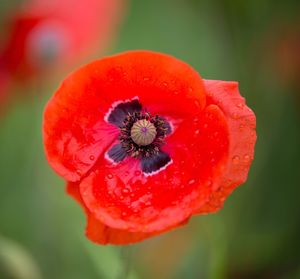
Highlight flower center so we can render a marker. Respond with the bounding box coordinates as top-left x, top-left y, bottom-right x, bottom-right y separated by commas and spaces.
131, 119, 157, 146
118, 111, 169, 159
105, 99, 173, 174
